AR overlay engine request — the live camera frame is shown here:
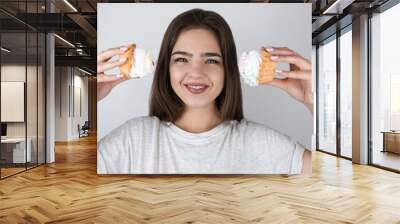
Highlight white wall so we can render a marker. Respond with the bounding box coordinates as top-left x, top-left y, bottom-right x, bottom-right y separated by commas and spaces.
72, 73, 89, 138
1, 65, 35, 138
54, 67, 89, 141
97, 3, 313, 149
55, 67, 68, 141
